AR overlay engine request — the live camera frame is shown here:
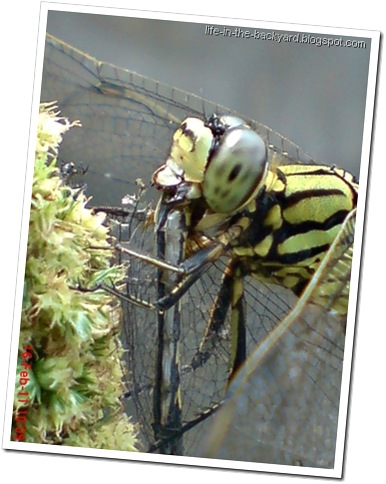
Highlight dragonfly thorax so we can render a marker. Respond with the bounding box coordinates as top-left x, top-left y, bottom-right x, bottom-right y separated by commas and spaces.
153, 115, 358, 311
228, 163, 358, 301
